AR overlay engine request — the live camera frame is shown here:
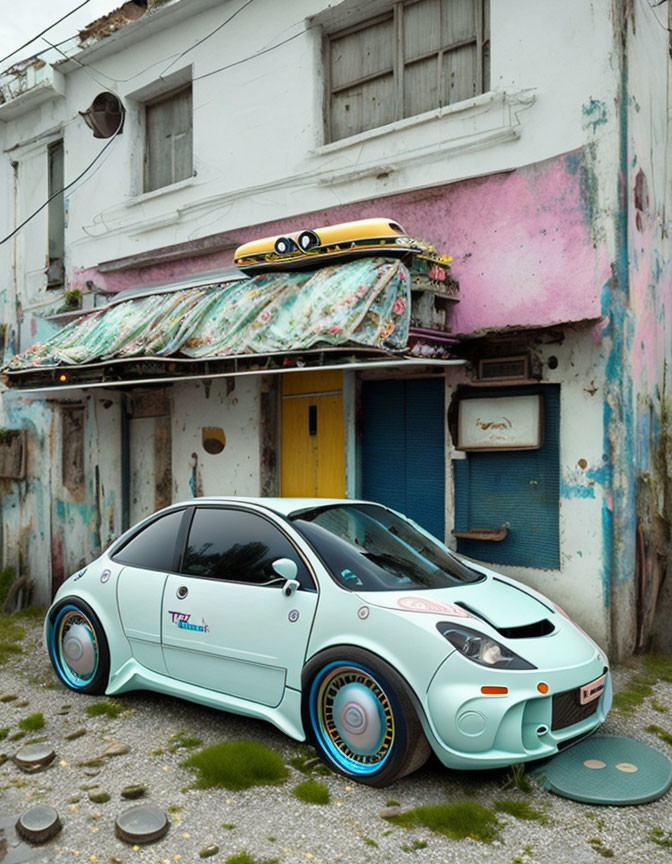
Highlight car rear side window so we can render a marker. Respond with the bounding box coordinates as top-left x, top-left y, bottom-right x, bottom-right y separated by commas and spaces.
112, 509, 184, 571
181, 508, 313, 589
